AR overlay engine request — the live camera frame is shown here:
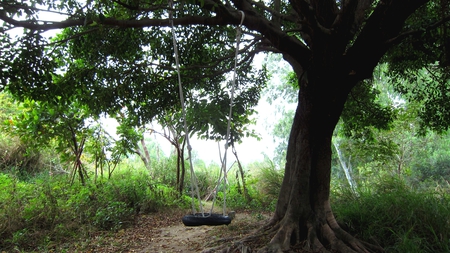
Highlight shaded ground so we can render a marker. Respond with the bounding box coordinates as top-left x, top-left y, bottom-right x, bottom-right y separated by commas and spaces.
64, 209, 271, 253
